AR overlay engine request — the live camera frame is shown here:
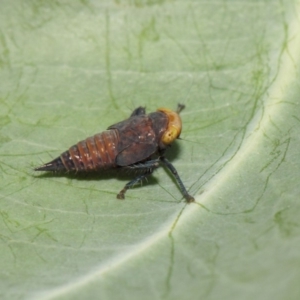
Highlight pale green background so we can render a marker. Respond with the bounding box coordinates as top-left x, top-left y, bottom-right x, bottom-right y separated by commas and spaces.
0, 0, 300, 299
